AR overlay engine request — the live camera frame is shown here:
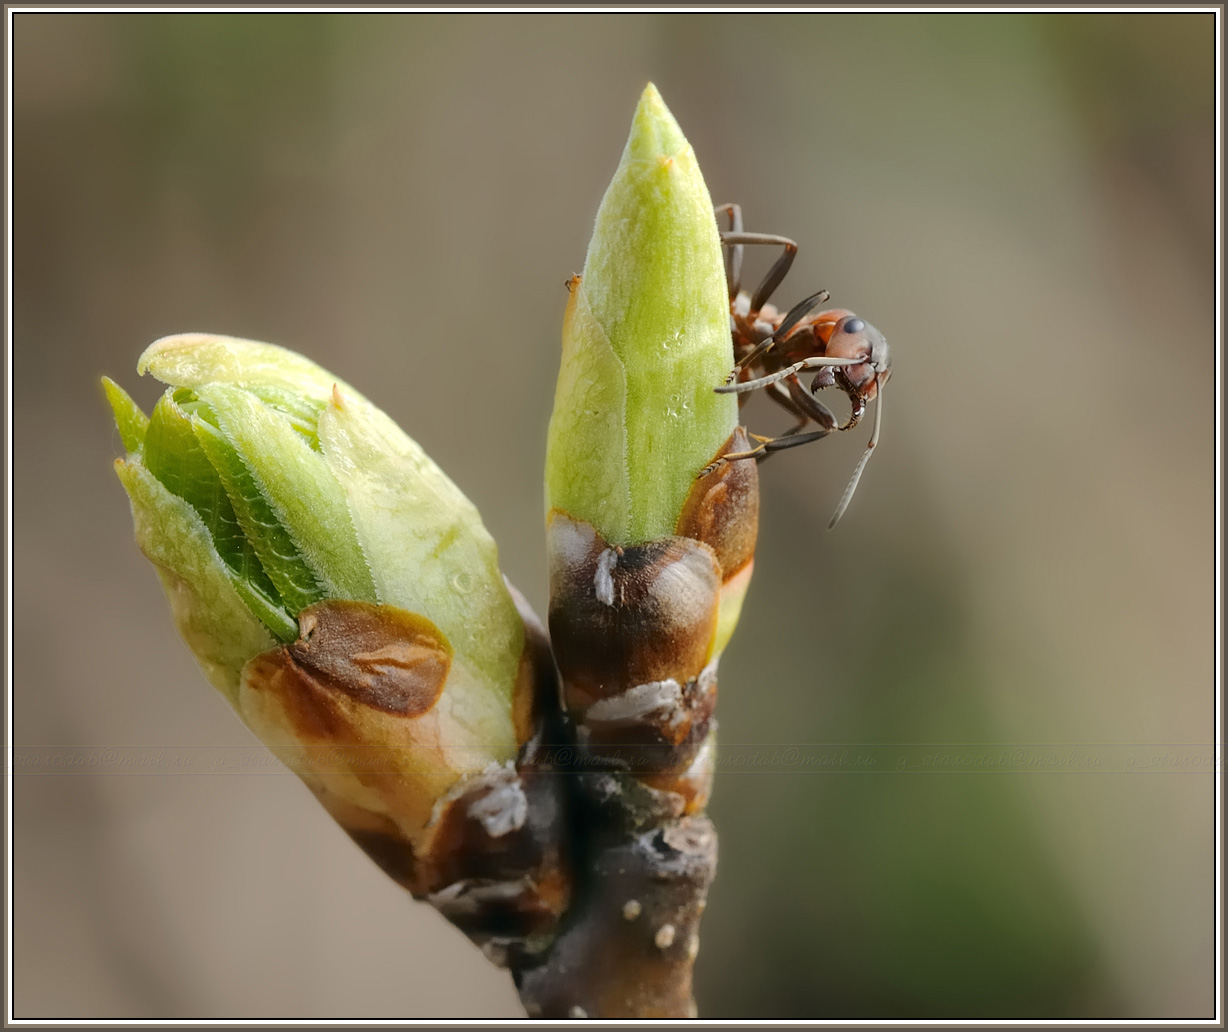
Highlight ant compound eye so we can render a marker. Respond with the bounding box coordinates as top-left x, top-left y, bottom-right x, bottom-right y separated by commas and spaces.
842, 317, 865, 335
